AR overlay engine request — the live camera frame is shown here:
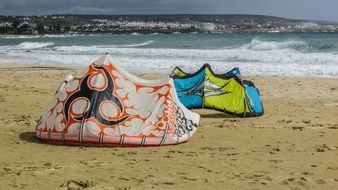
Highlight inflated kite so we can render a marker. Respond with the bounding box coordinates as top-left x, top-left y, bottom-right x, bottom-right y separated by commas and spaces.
36, 54, 200, 146
170, 64, 263, 117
